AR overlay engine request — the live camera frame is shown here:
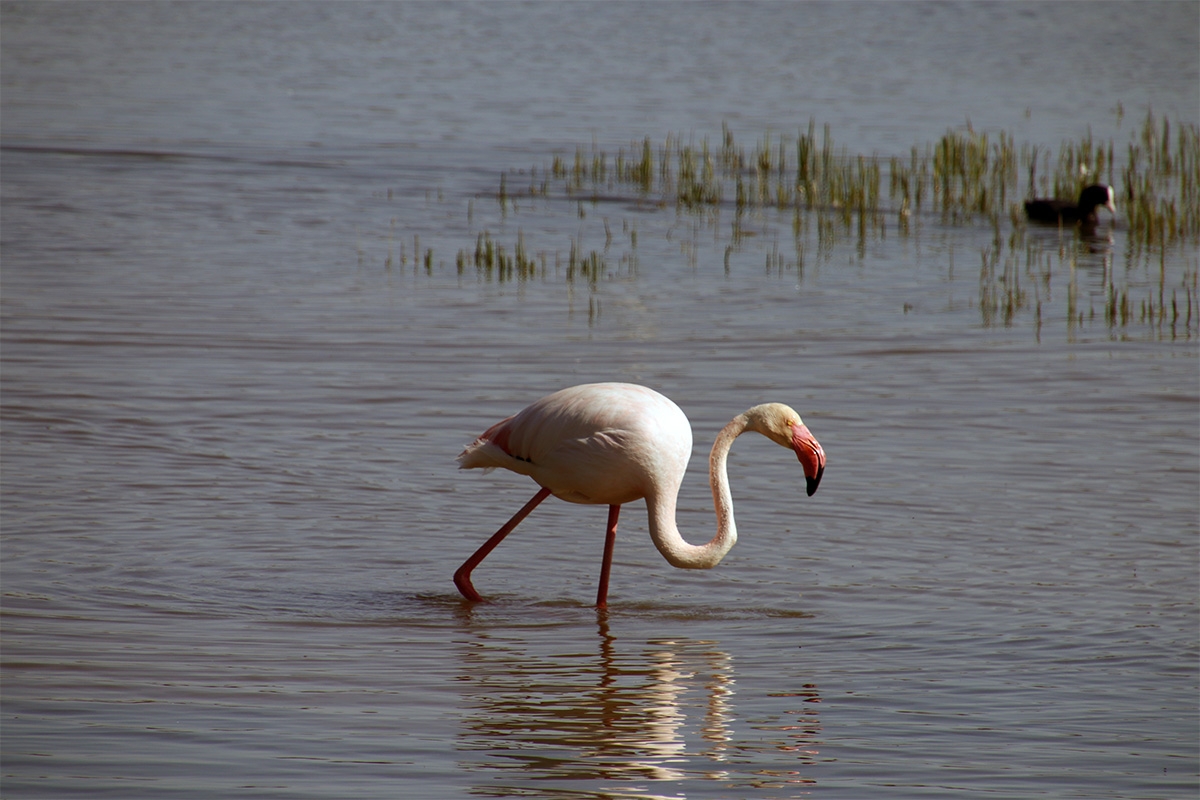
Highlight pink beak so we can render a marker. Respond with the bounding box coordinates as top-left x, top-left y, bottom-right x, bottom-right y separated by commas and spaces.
792, 423, 826, 496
